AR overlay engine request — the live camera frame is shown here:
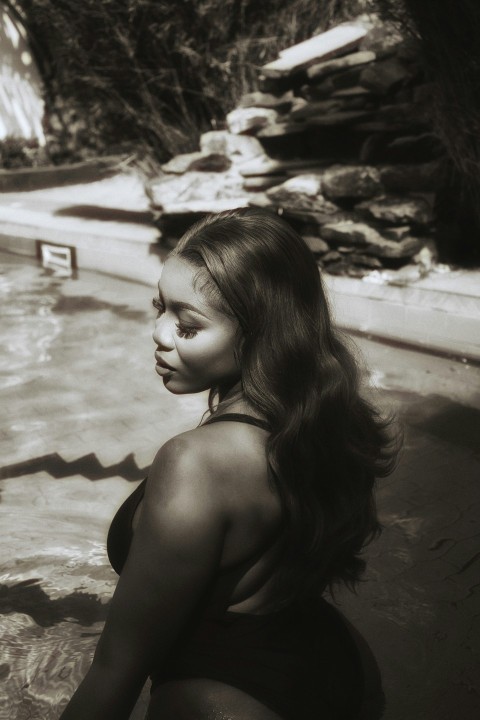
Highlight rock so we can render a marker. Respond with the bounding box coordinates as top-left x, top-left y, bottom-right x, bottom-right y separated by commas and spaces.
364, 263, 429, 286
320, 220, 424, 257
379, 161, 448, 192
349, 253, 383, 268
266, 174, 340, 213
305, 110, 373, 126
331, 85, 372, 98
369, 103, 425, 126
161, 151, 231, 174
306, 50, 376, 81
382, 134, 444, 164
356, 195, 434, 225
243, 175, 288, 191
240, 156, 325, 177
300, 86, 374, 109
290, 98, 337, 119
226, 107, 278, 135
238, 91, 294, 111
321, 165, 383, 199
257, 122, 310, 138
199, 131, 265, 162
283, 208, 361, 227
360, 21, 404, 56
383, 226, 412, 241
290, 98, 351, 119
360, 132, 444, 164
188, 154, 231, 173
158, 197, 251, 215
247, 193, 275, 209
261, 23, 369, 78
322, 250, 342, 263
302, 235, 330, 254
149, 170, 248, 209
359, 58, 410, 94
